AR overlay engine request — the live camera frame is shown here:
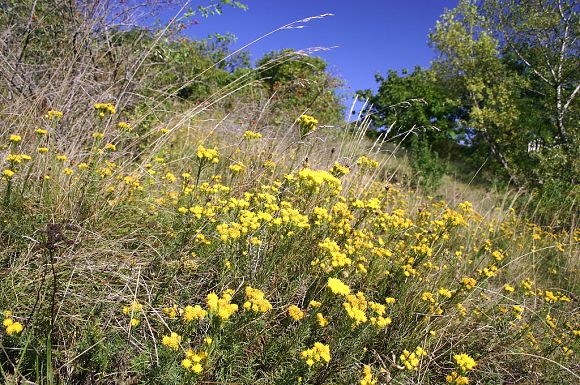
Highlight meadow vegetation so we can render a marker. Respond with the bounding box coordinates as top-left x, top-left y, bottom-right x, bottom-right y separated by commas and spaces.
0, 1, 578, 384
